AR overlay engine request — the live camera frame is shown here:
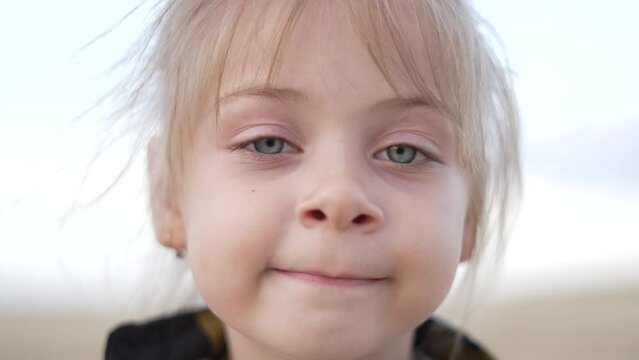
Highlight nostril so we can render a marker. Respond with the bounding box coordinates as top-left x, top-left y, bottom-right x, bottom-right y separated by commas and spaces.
353, 214, 369, 224
309, 210, 326, 220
